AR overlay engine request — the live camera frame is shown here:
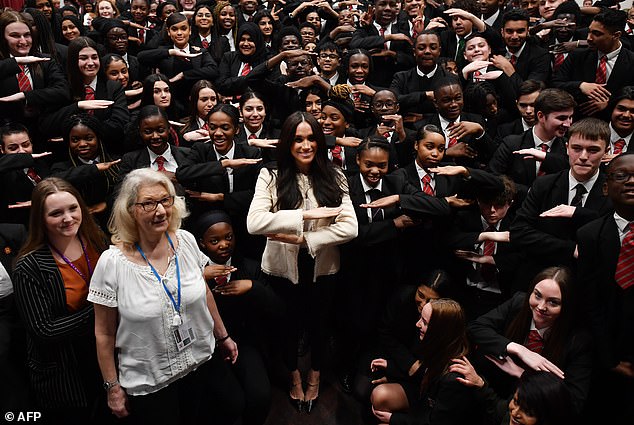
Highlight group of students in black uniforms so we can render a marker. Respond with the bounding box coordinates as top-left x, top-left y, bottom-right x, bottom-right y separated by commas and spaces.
0, 0, 633, 423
